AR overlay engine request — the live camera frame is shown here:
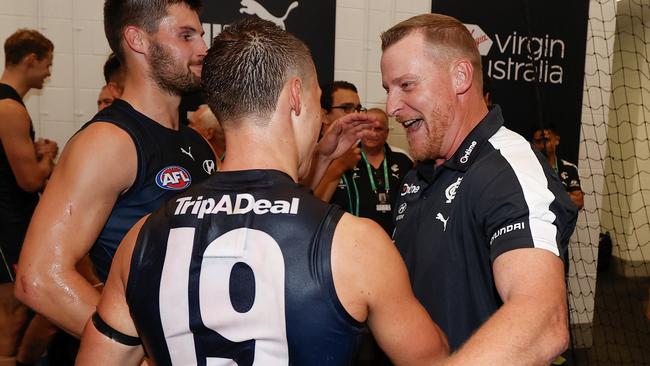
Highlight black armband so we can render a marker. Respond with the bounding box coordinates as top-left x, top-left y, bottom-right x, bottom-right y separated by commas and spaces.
92, 311, 142, 346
